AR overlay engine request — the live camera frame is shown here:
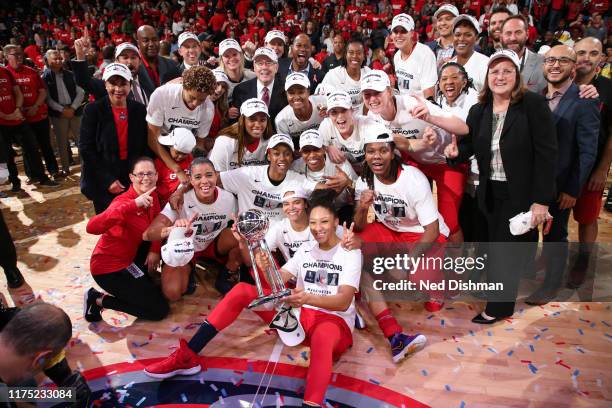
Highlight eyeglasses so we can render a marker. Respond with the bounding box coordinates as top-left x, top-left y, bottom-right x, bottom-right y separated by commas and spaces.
489, 69, 516, 78
543, 57, 576, 66
132, 171, 157, 179
254, 60, 277, 67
